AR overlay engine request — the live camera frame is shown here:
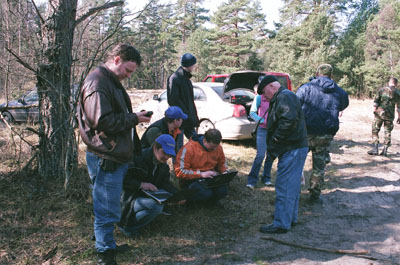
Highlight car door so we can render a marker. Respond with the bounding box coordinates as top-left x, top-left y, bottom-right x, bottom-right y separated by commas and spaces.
24, 91, 39, 122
